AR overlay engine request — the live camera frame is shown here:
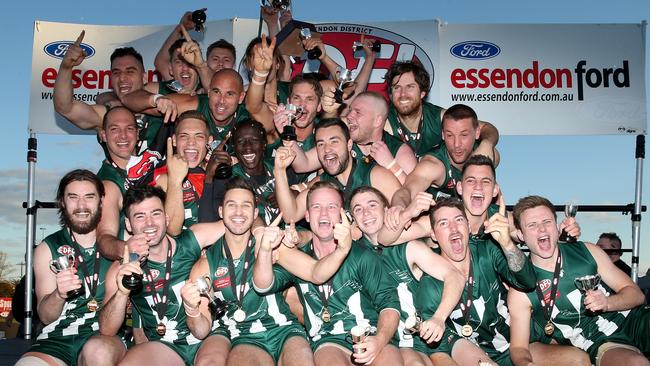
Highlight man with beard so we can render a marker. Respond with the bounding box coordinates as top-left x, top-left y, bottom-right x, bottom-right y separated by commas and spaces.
96, 107, 162, 261
121, 69, 255, 146
180, 177, 350, 366
53, 33, 176, 152
508, 196, 649, 366
98, 185, 226, 365
389, 105, 496, 229
274, 118, 402, 223
413, 198, 588, 366
16, 170, 126, 366
253, 182, 403, 366
346, 91, 417, 183
384, 61, 499, 159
